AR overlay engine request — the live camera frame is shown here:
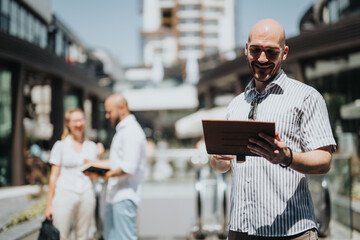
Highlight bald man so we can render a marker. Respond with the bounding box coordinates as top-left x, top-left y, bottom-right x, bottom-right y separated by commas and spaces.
96, 94, 146, 240
210, 19, 336, 239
